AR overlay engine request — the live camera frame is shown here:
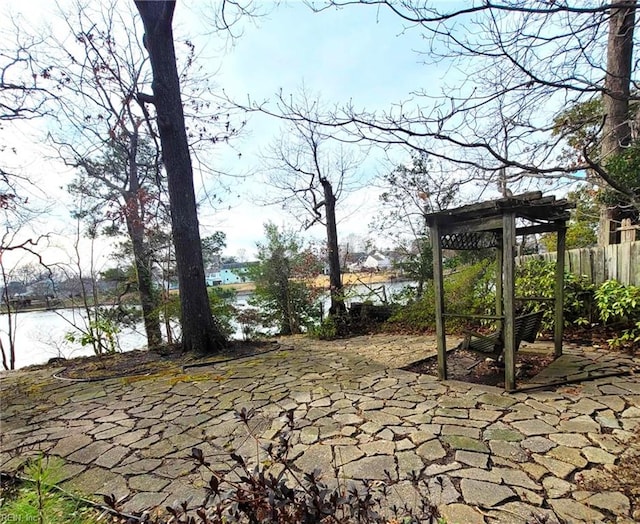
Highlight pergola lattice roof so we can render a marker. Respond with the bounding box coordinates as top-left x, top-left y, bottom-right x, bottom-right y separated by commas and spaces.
426, 191, 574, 250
